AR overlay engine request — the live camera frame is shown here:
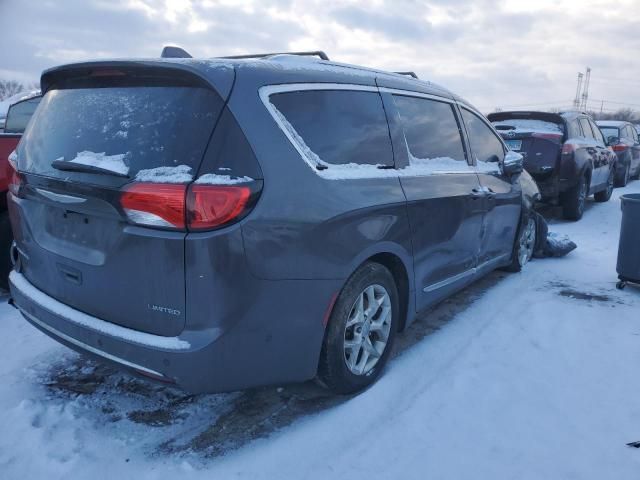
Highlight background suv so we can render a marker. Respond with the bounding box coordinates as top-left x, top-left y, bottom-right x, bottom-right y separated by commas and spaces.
596, 120, 640, 186
9, 52, 538, 394
488, 111, 617, 220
